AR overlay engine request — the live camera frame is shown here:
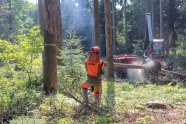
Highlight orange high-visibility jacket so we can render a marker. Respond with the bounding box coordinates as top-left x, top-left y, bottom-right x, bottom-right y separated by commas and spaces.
85, 53, 104, 77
